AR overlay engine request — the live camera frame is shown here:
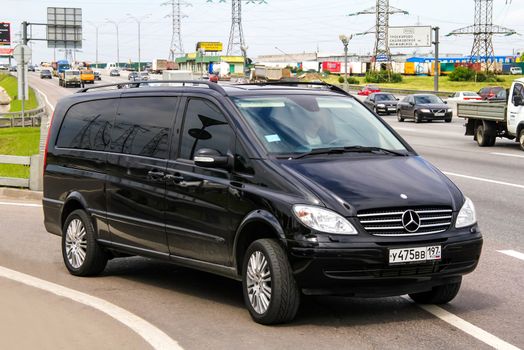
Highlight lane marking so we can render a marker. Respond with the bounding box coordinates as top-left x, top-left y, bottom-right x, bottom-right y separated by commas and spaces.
491, 152, 524, 159
498, 250, 524, 261
0, 266, 183, 350
402, 296, 520, 350
0, 201, 42, 208
32, 86, 55, 112
443, 172, 524, 190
